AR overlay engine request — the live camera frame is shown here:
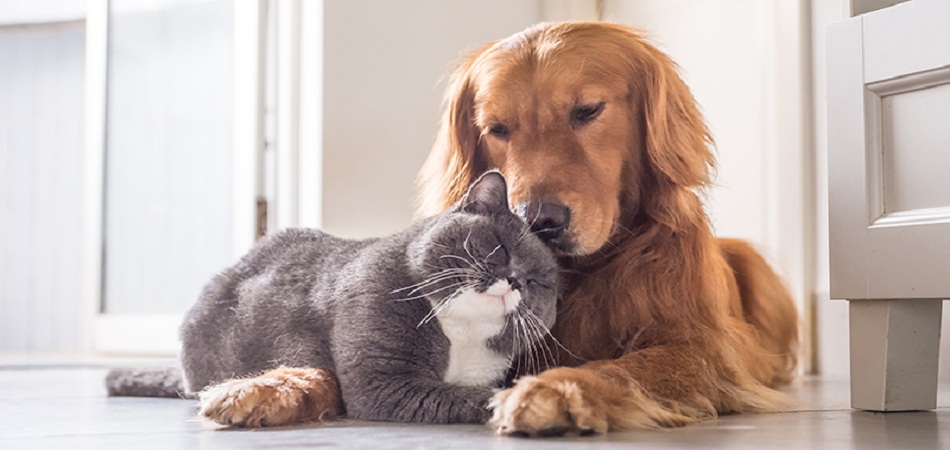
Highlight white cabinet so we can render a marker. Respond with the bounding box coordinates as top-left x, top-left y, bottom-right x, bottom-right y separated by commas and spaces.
827, 0, 950, 411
